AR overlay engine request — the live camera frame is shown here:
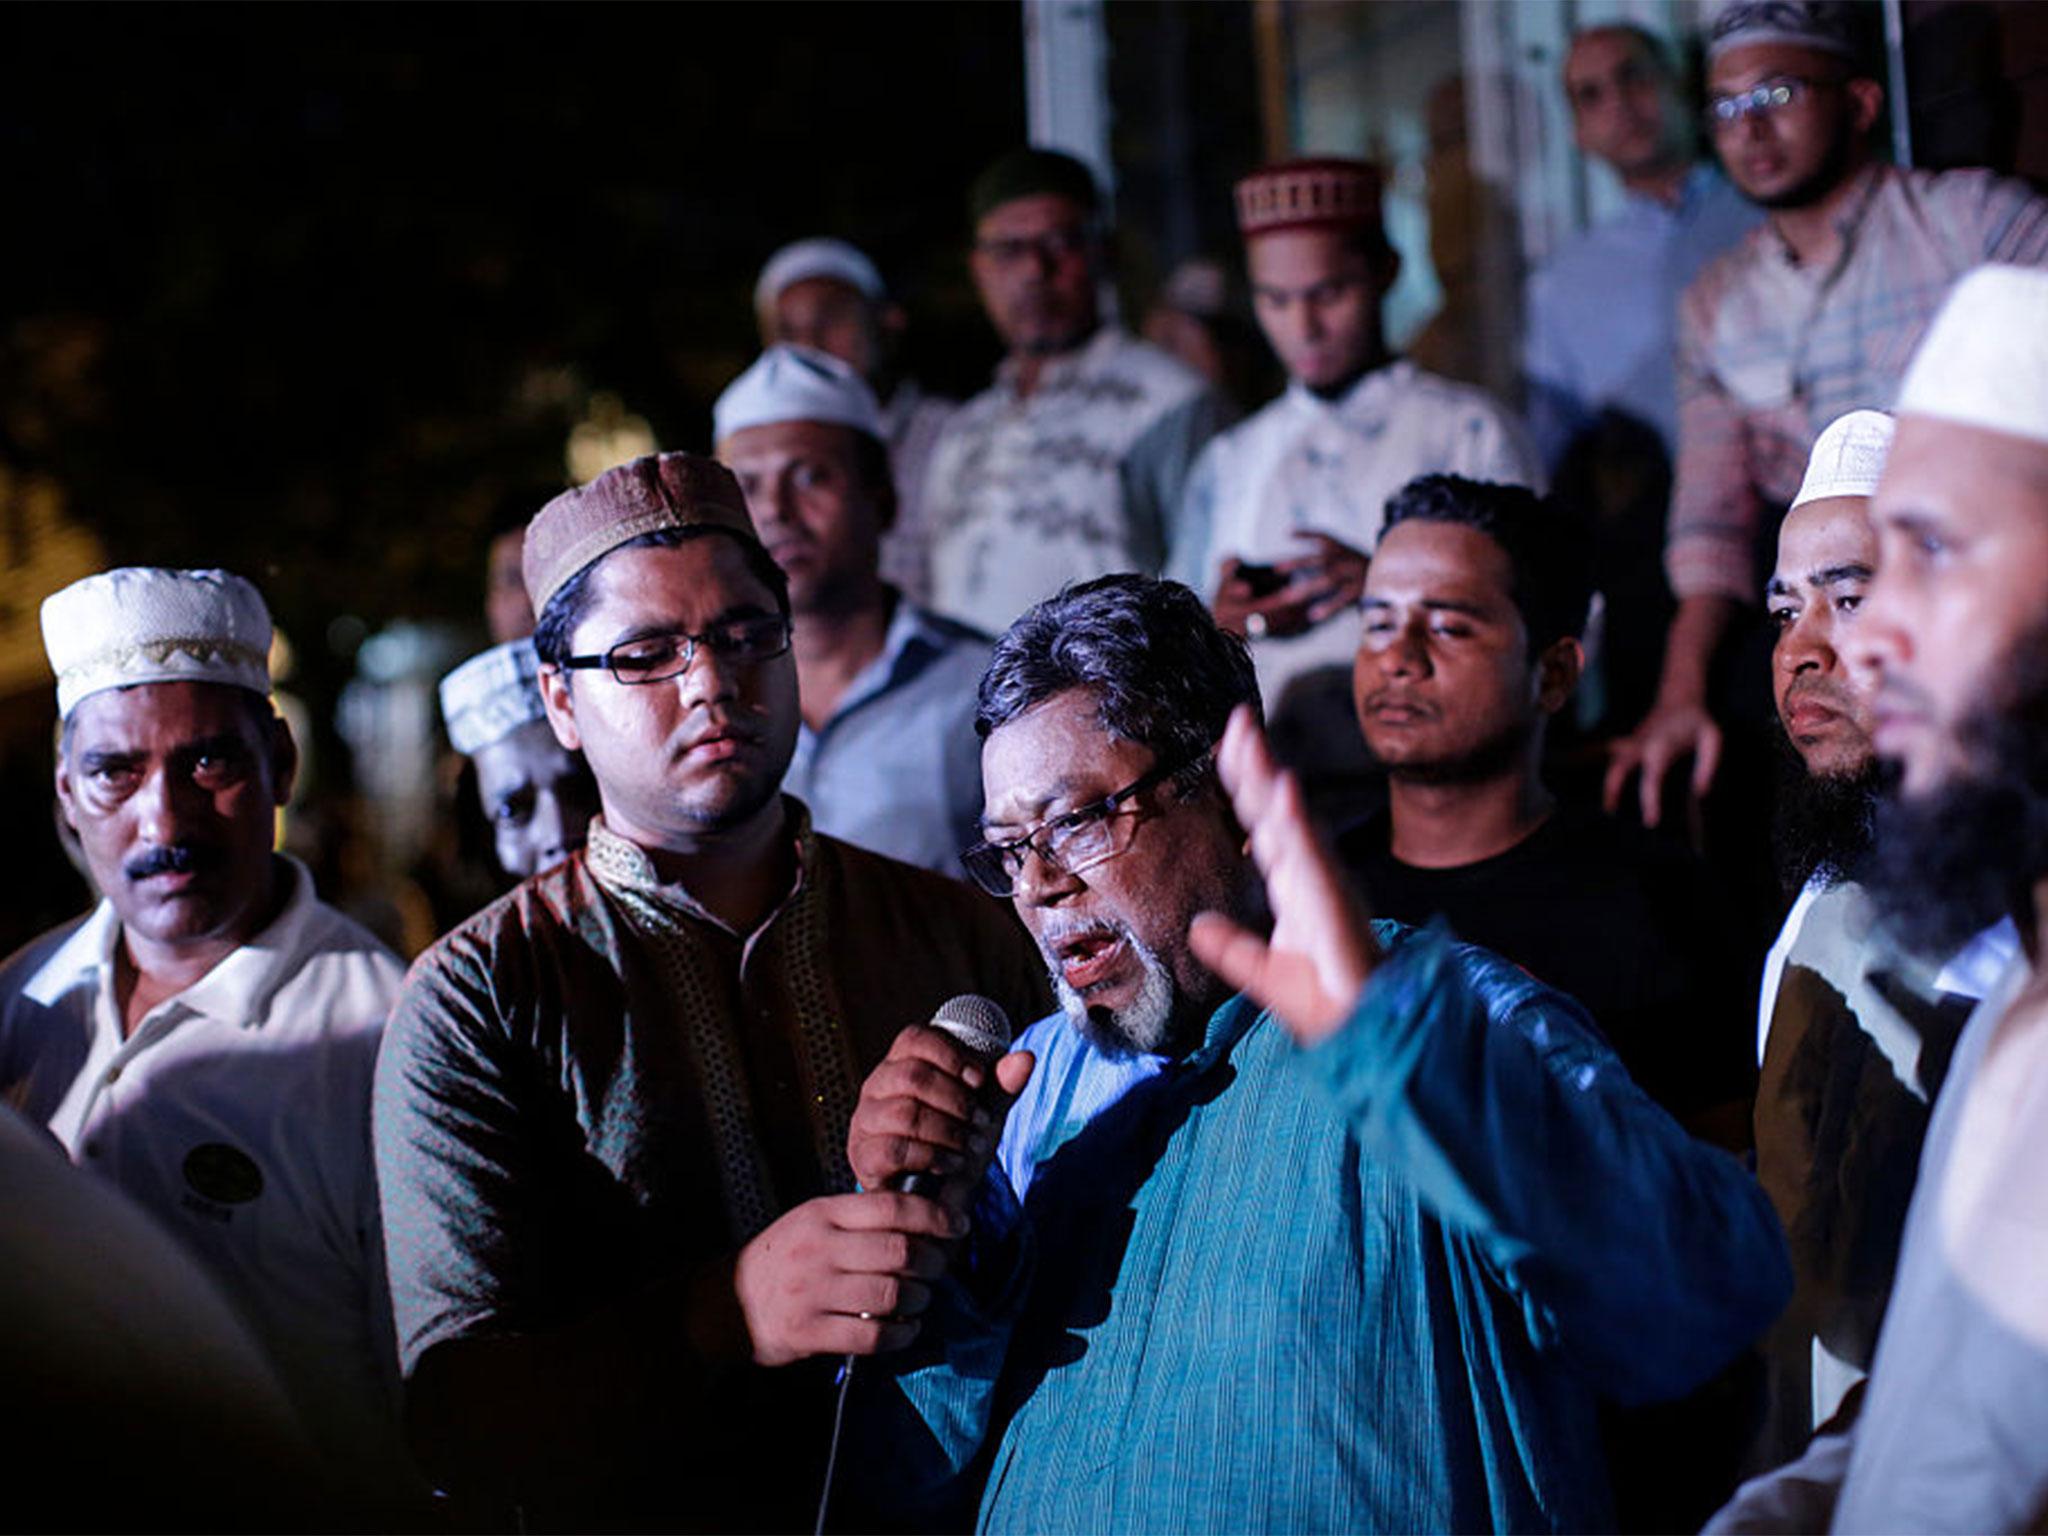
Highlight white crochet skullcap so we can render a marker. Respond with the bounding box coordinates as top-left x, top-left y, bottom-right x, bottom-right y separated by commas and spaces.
1895, 264, 2048, 448
42, 567, 272, 720
752, 237, 886, 318
713, 344, 886, 446
439, 639, 547, 755
1791, 409, 1895, 509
